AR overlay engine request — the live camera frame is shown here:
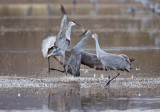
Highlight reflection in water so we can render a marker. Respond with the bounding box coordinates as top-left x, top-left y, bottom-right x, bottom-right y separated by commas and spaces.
48, 90, 81, 111
1, 88, 160, 111
48, 82, 81, 111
